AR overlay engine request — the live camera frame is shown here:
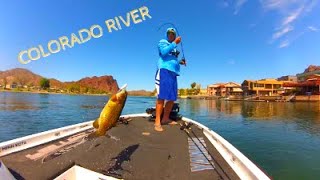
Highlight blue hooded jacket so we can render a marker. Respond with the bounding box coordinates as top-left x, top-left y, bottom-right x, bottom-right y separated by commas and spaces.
157, 28, 180, 76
